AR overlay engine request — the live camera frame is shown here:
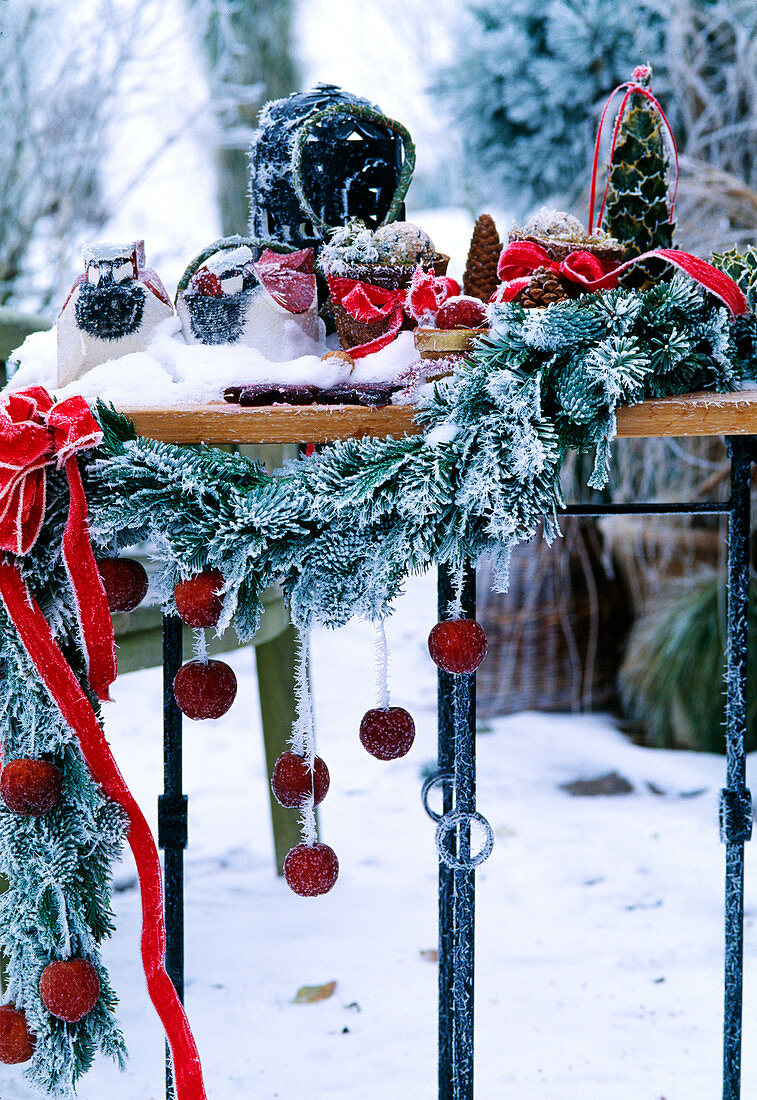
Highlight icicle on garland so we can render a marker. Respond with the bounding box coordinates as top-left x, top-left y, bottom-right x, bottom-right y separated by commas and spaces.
193, 629, 209, 664
290, 628, 317, 847
280, 628, 339, 897
373, 619, 391, 711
